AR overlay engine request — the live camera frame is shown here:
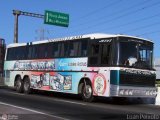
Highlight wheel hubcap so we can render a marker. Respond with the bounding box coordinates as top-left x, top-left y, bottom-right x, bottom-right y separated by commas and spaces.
84, 85, 92, 98
24, 81, 29, 91
16, 80, 21, 90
